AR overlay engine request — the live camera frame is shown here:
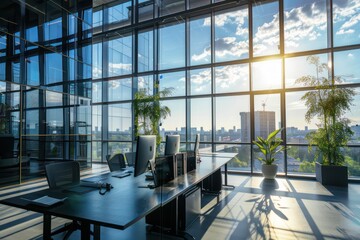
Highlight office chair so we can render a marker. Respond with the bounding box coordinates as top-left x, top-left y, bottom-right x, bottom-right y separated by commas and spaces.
45, 161, 91, 240
106, 153, 127, 172
125, 152, 135, 166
